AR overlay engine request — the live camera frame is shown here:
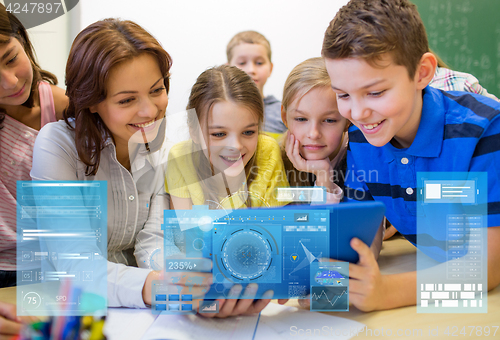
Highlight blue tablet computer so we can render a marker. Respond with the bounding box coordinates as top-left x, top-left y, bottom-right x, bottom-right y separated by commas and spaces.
157, 201, 385, 306
290, 201, 386, 263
